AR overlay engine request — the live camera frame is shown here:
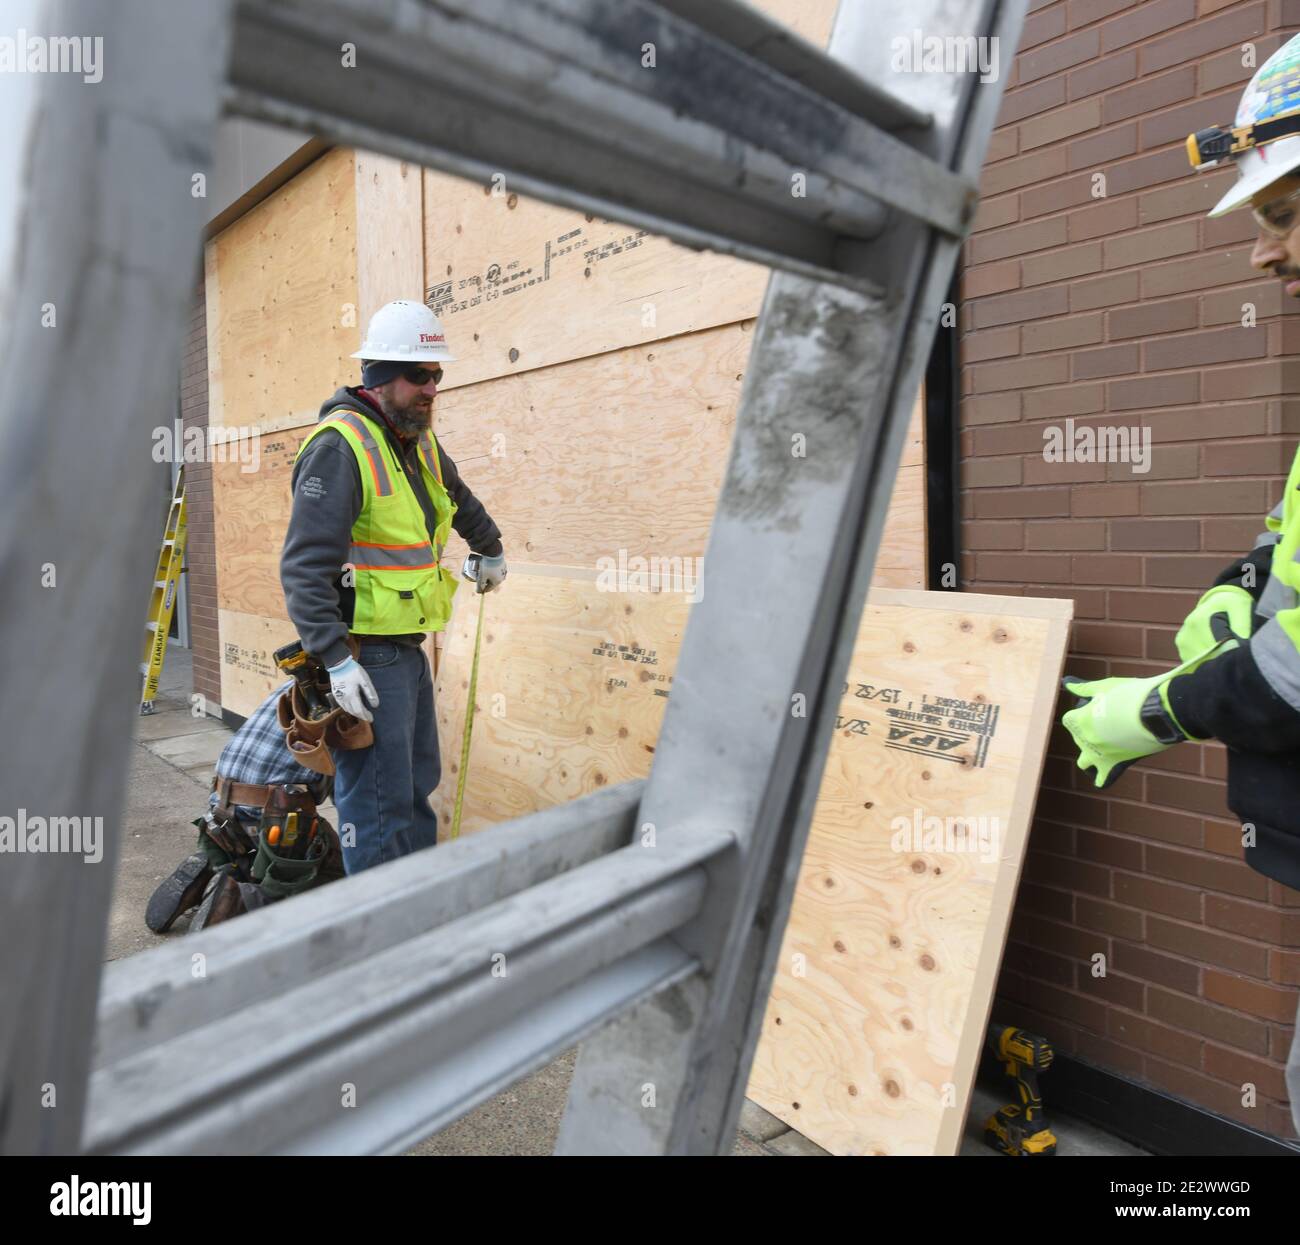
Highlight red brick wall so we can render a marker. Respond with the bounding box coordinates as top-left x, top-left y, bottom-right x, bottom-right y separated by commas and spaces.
965, 0, 1300, 1140
181, 278, 221, 711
